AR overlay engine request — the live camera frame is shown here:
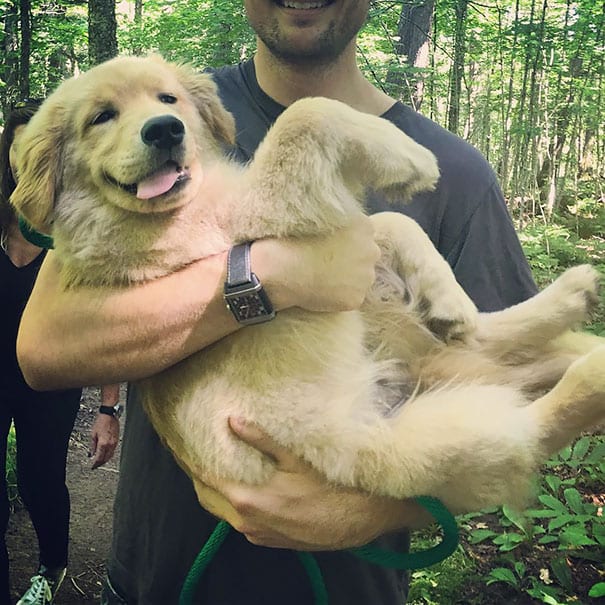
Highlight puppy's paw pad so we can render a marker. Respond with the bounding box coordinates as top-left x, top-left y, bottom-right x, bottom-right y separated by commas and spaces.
425, 317, 472, 342
421, 293, 477, 342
